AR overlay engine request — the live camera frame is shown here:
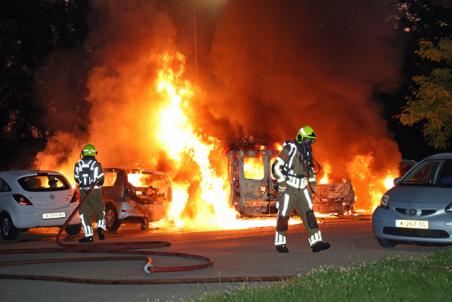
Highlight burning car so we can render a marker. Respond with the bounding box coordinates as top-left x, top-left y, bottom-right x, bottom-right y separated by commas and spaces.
228, 148, 356, 216
102, 168, 172, 231
312, 181, 355, 215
